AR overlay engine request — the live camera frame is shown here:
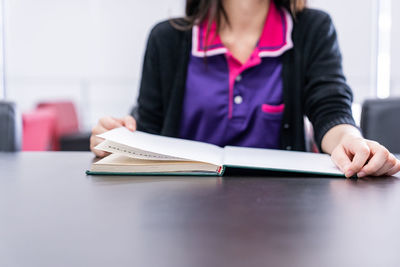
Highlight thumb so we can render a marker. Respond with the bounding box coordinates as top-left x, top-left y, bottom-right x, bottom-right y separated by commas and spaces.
122, 115, 136, 131
331, 145, 352, 175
